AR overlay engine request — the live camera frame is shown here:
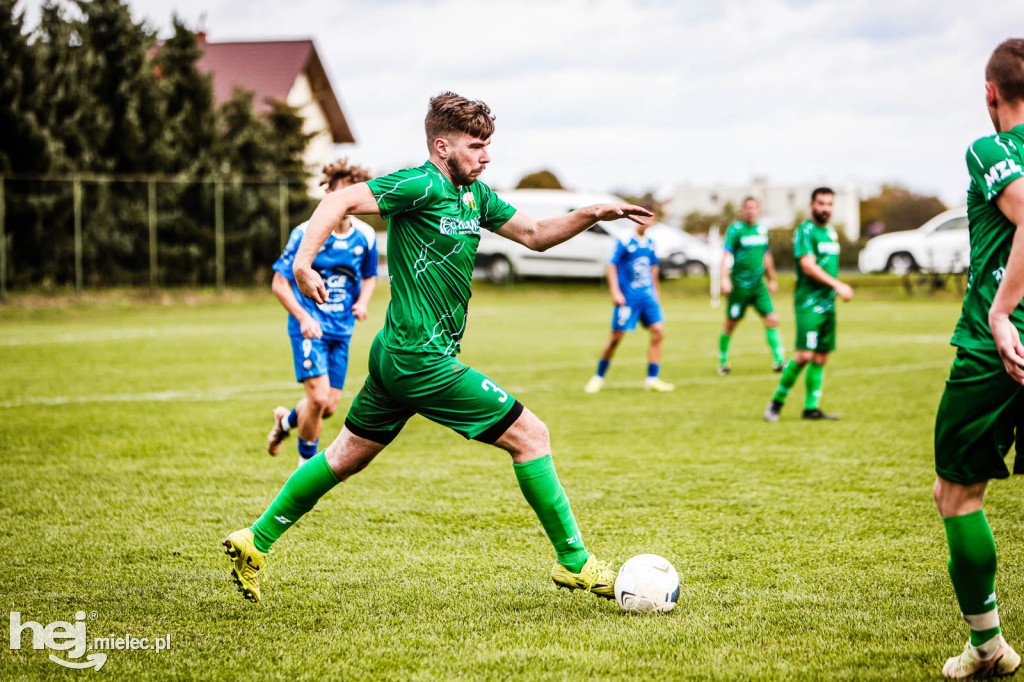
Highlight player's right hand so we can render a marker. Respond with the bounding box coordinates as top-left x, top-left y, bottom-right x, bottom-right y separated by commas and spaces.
720, 280, 732, 295
612, 291, 626, 306
295, 266, 327, 304
835, 282, 854, 301
300, 317, 323, 339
